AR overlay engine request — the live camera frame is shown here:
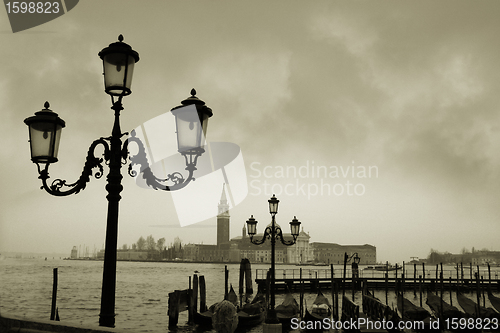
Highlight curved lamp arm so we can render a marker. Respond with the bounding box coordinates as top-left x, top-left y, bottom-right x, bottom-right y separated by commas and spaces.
126, 130, 200, 191
275, 226, 298, 246
249, 226, 298, 246
37, 138, 110, 196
